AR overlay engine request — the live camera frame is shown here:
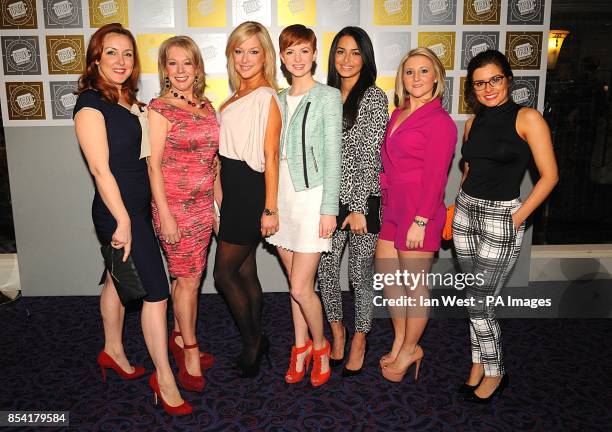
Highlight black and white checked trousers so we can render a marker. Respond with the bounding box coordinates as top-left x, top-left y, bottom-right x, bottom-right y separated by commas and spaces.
452, 190, 525, 376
